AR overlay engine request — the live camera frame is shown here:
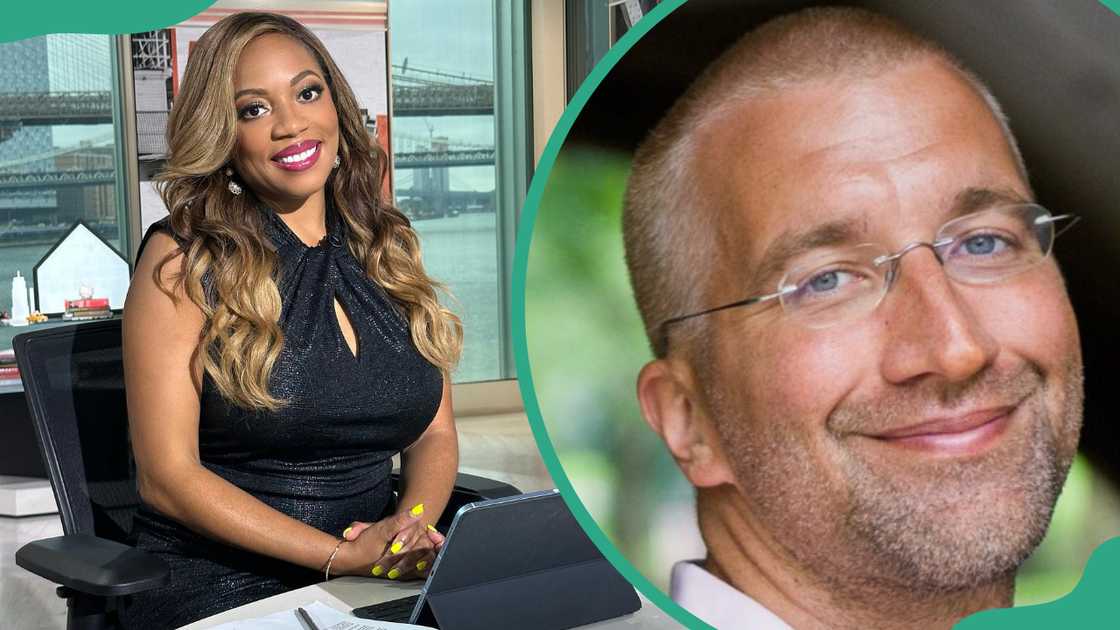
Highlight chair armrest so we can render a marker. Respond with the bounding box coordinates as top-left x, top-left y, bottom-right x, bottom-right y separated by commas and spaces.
15, 534, 169, 597
449, 472, 520, 501
440, 473, 520, 531
391, 472, 521, 531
